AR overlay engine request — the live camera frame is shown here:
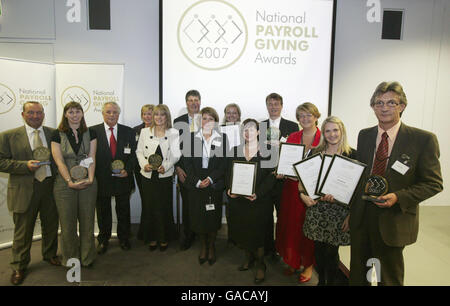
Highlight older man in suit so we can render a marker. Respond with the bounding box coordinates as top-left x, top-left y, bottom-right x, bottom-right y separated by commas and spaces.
91, 102, 136, 254
349, 81, 443, 286
260, 93, 299, 259
173, 90, 201, 250
0, 101, 60, 285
